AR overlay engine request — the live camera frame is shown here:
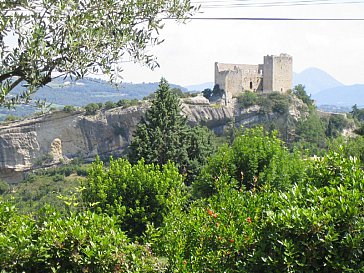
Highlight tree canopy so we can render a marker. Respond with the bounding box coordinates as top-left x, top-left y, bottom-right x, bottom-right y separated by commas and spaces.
128, 78, 216, 184
0, 0, 196, 106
